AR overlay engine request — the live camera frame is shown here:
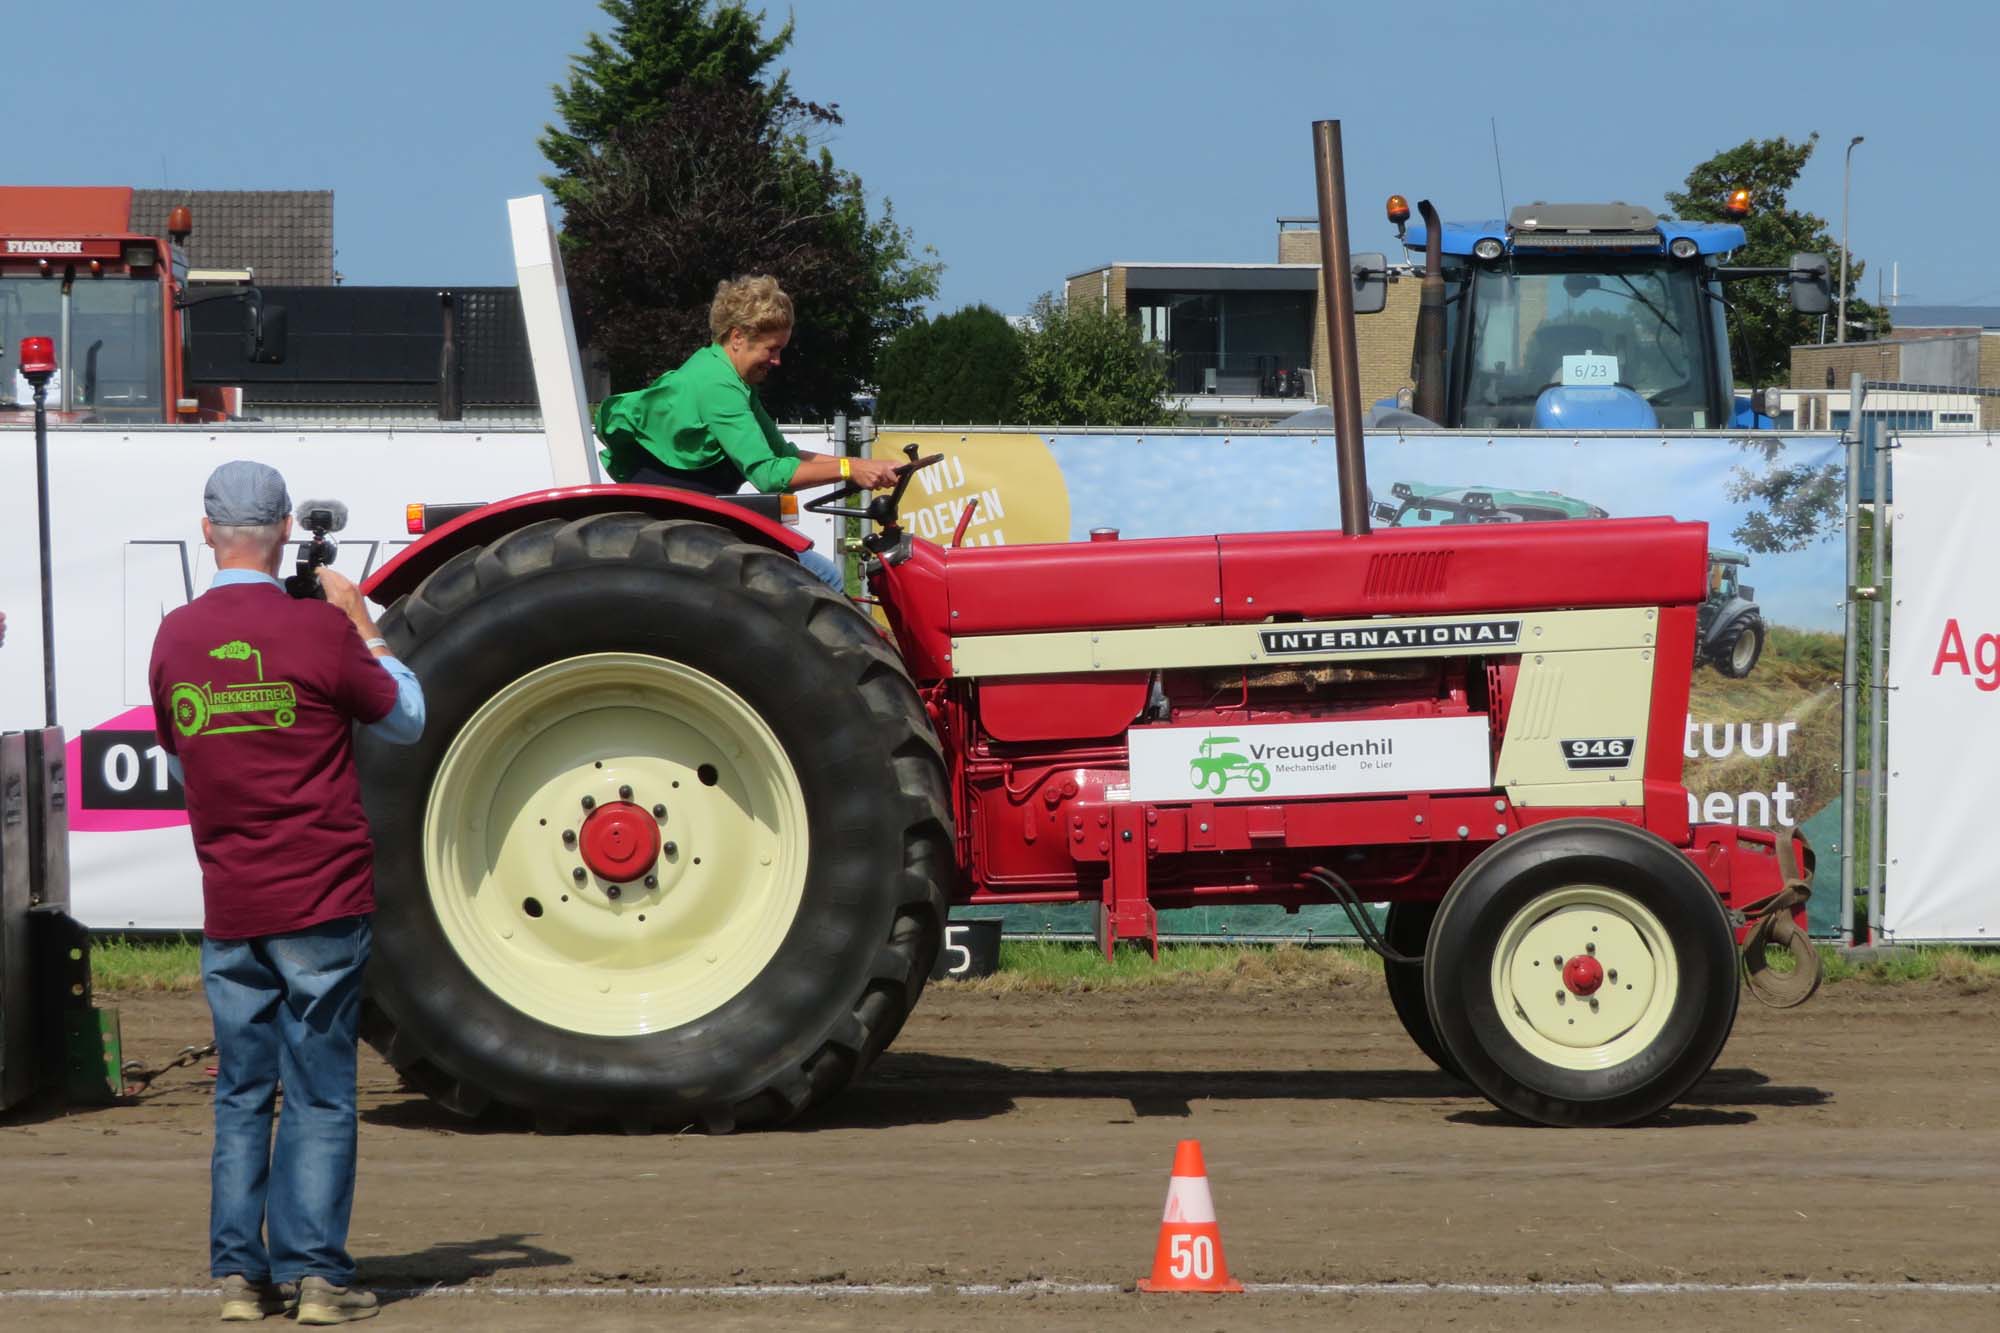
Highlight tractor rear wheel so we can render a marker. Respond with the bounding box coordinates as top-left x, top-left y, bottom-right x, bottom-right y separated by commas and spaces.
1719, 618, 1764, 678
355, 513, 952, 1132
1382, 901, 1462, 1080
1423, 819, 1739, 1127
